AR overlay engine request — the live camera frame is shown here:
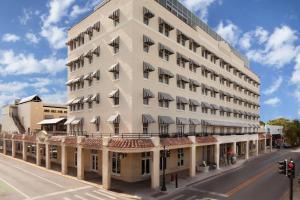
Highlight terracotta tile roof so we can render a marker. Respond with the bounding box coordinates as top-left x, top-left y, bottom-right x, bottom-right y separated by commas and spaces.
160, 137, 192, 147
24, 135, 36, 142
80, 138, 102, 149
258, 133, 266, 139
108, 138, 154, 149
12, 134, 23, 140
4, 134, 12, 139
196, 136, 217, 144
64, 137, 77, 146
